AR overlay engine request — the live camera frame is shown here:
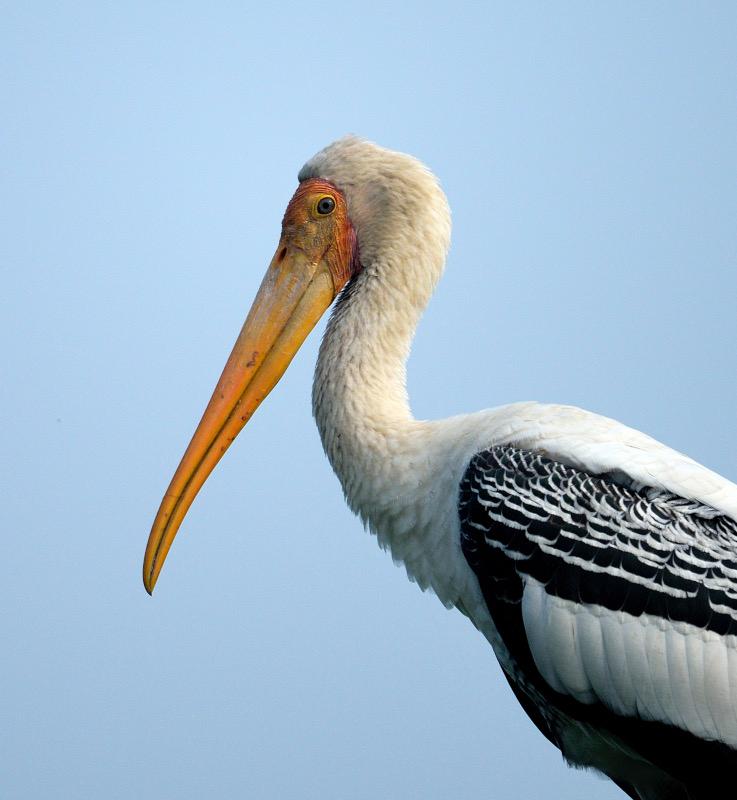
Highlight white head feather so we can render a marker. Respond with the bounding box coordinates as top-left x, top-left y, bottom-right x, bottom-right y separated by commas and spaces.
299, 136, 451, 303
